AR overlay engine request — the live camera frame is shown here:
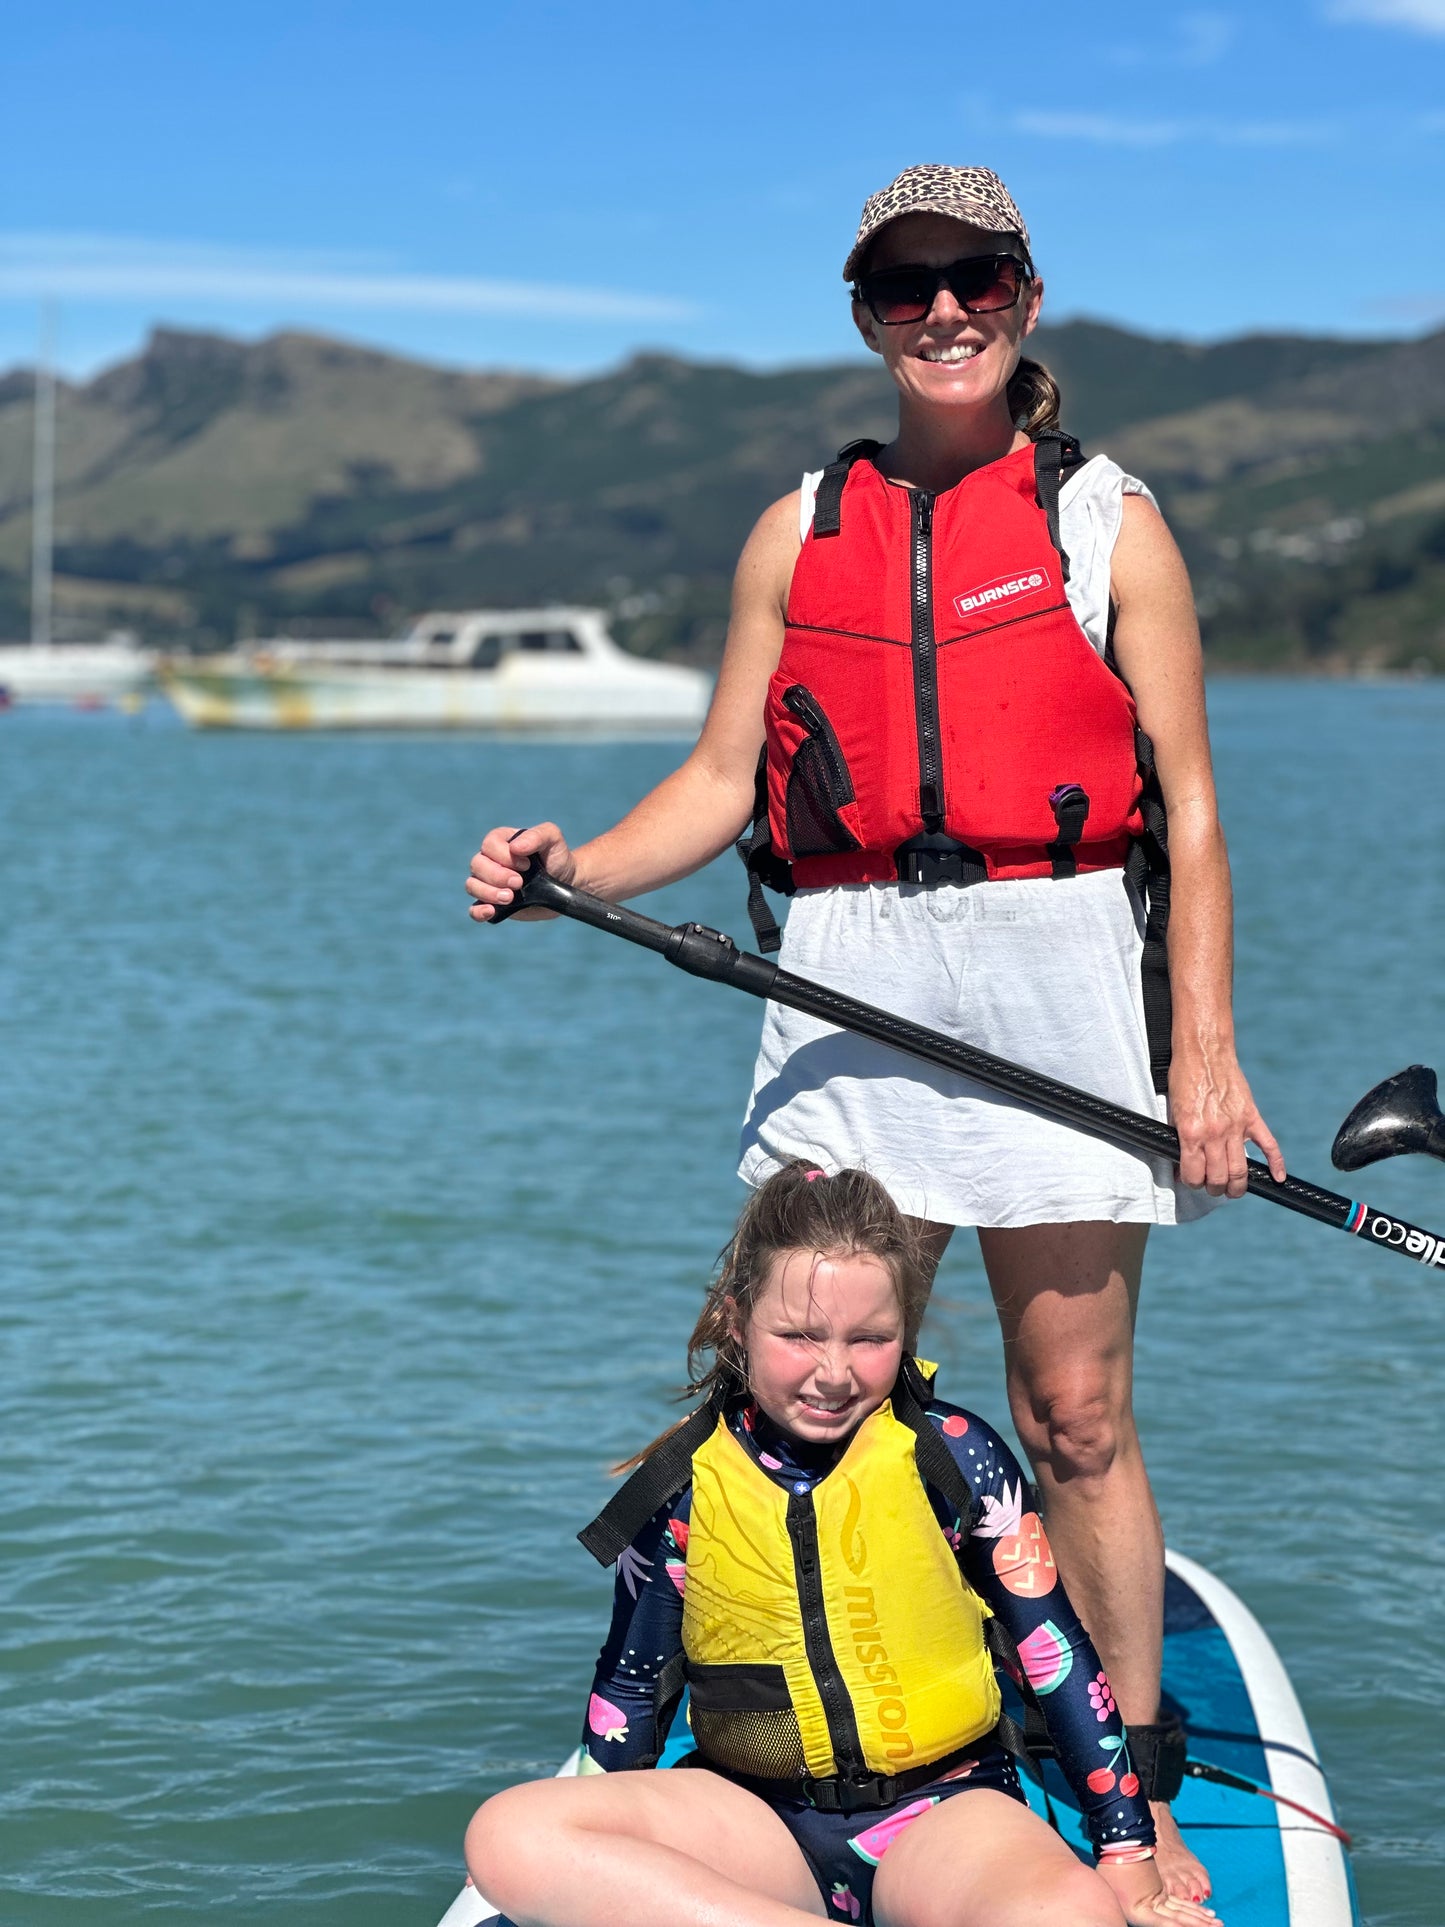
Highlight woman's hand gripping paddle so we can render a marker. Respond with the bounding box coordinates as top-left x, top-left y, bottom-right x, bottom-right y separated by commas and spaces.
490, 859, 1445, 1274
